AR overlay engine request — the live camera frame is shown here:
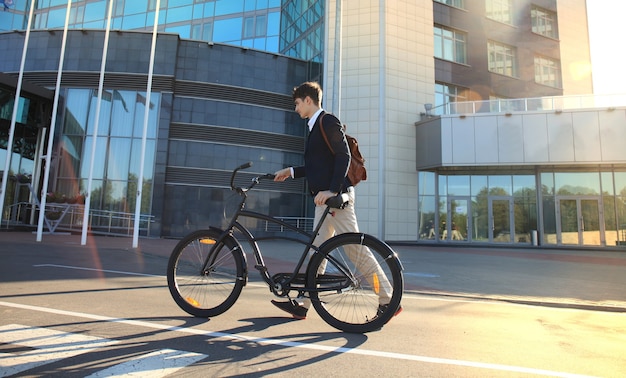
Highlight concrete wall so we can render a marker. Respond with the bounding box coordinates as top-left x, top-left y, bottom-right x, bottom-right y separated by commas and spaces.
324, 0, 435, 240
415, 106, 626, 169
